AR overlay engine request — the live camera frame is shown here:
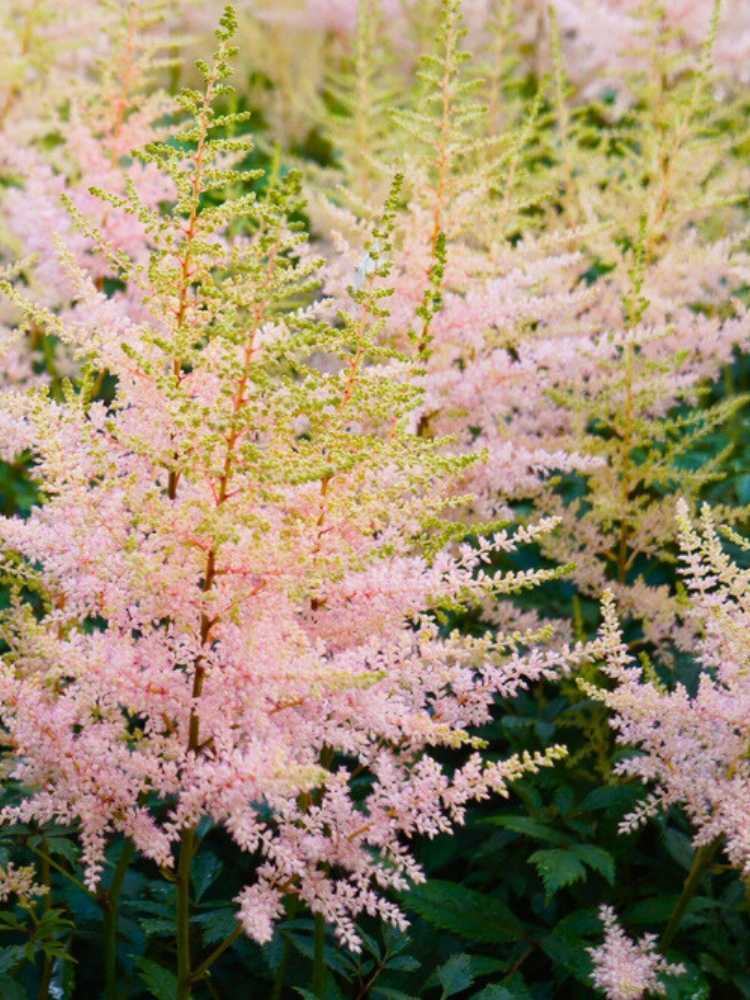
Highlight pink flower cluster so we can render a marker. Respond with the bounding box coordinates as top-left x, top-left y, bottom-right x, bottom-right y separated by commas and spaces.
246, 0, 750, 88
589, 906, 686, 1000
0, 7, 586, 949
591, 501, 750, 875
